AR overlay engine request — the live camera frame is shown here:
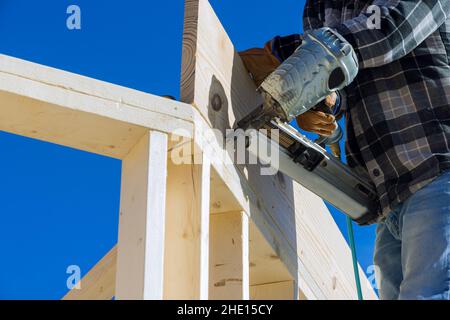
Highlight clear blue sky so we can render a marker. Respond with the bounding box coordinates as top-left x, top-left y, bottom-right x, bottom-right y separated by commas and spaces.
0, 0, 376, 299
